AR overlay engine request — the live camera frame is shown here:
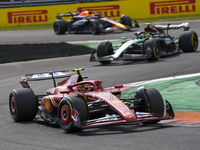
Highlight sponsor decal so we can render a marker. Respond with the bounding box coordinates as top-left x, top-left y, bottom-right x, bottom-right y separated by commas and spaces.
106, 114, 117, 121
67, 76, 72, 85
150, 0, 196, 15
7, 10, 48, 24
77, 5, 120, 17
37, 73, 45, 78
